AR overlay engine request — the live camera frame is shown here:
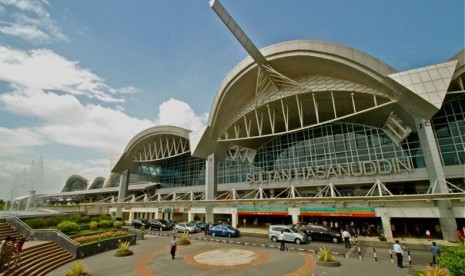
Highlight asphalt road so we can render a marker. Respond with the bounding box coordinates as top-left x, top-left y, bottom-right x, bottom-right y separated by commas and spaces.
147, 230, 434, 266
